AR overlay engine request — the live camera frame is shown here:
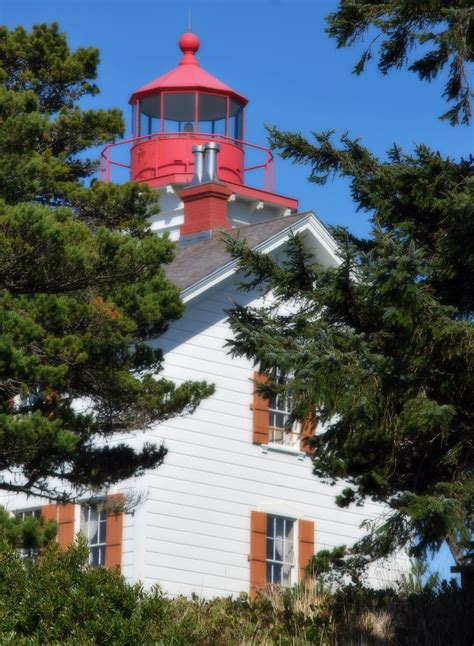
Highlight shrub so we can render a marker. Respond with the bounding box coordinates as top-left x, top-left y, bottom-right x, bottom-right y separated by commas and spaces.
0, 541, 471, 645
